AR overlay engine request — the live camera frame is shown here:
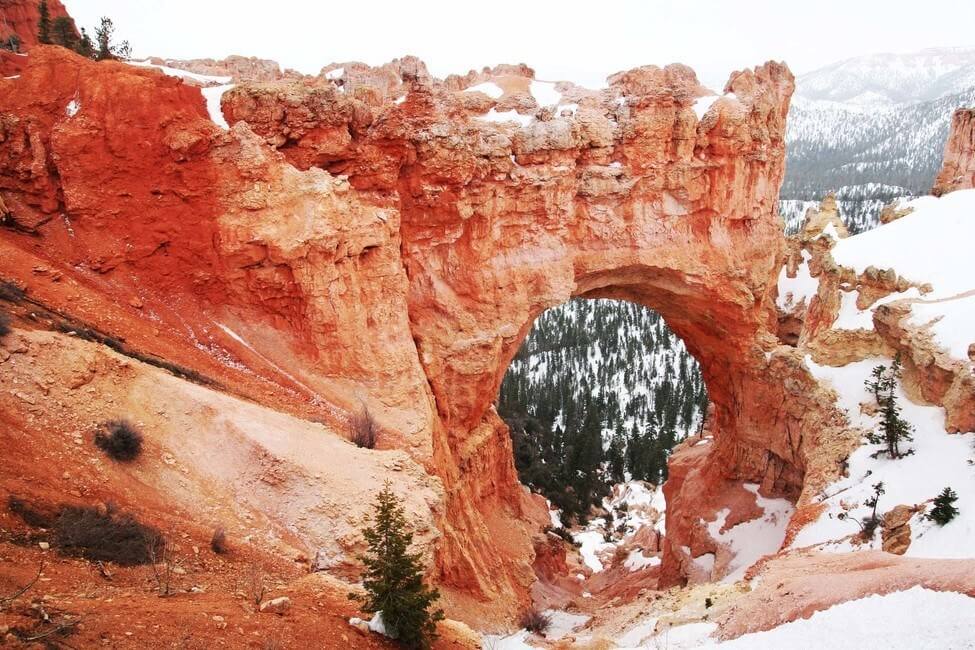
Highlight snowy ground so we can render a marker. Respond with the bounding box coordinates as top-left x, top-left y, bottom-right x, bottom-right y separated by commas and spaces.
613, 586, 975, 649
706, 484, 795, 583
791, 191, 975, 555
565, 481, 666, 573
